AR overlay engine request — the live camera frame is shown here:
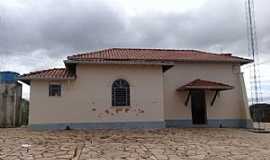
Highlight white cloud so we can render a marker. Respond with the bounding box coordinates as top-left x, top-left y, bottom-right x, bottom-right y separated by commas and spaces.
113, 0, 207, 16
1, 0, 270, 102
